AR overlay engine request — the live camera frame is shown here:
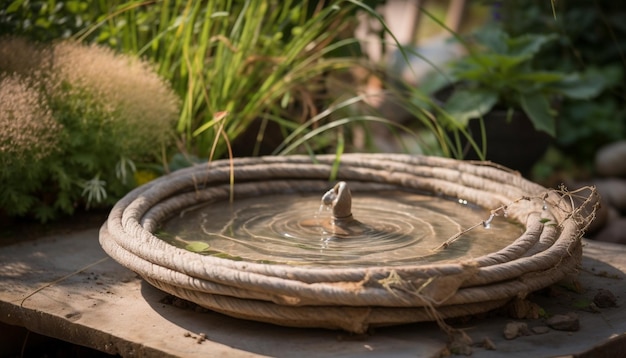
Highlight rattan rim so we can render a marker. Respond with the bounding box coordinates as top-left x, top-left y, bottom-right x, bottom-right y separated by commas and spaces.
99, 154, 594, 332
